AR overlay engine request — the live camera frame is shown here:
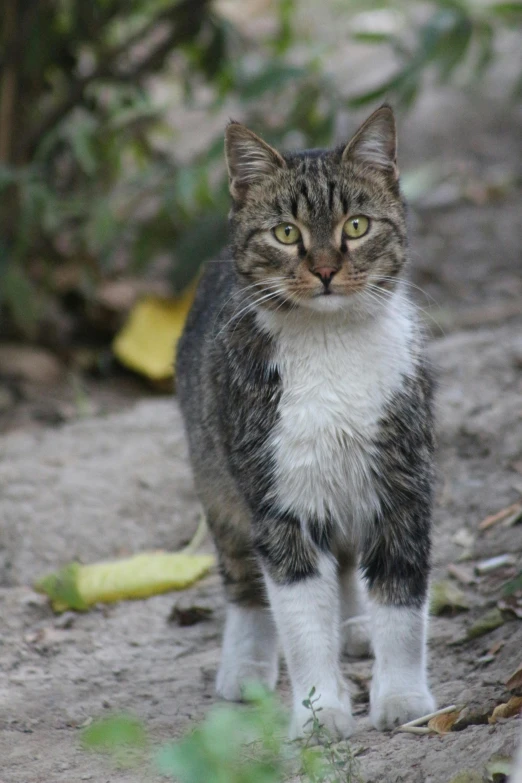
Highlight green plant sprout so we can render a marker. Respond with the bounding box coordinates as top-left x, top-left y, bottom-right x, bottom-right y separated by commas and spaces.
82, 684, 362, 782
